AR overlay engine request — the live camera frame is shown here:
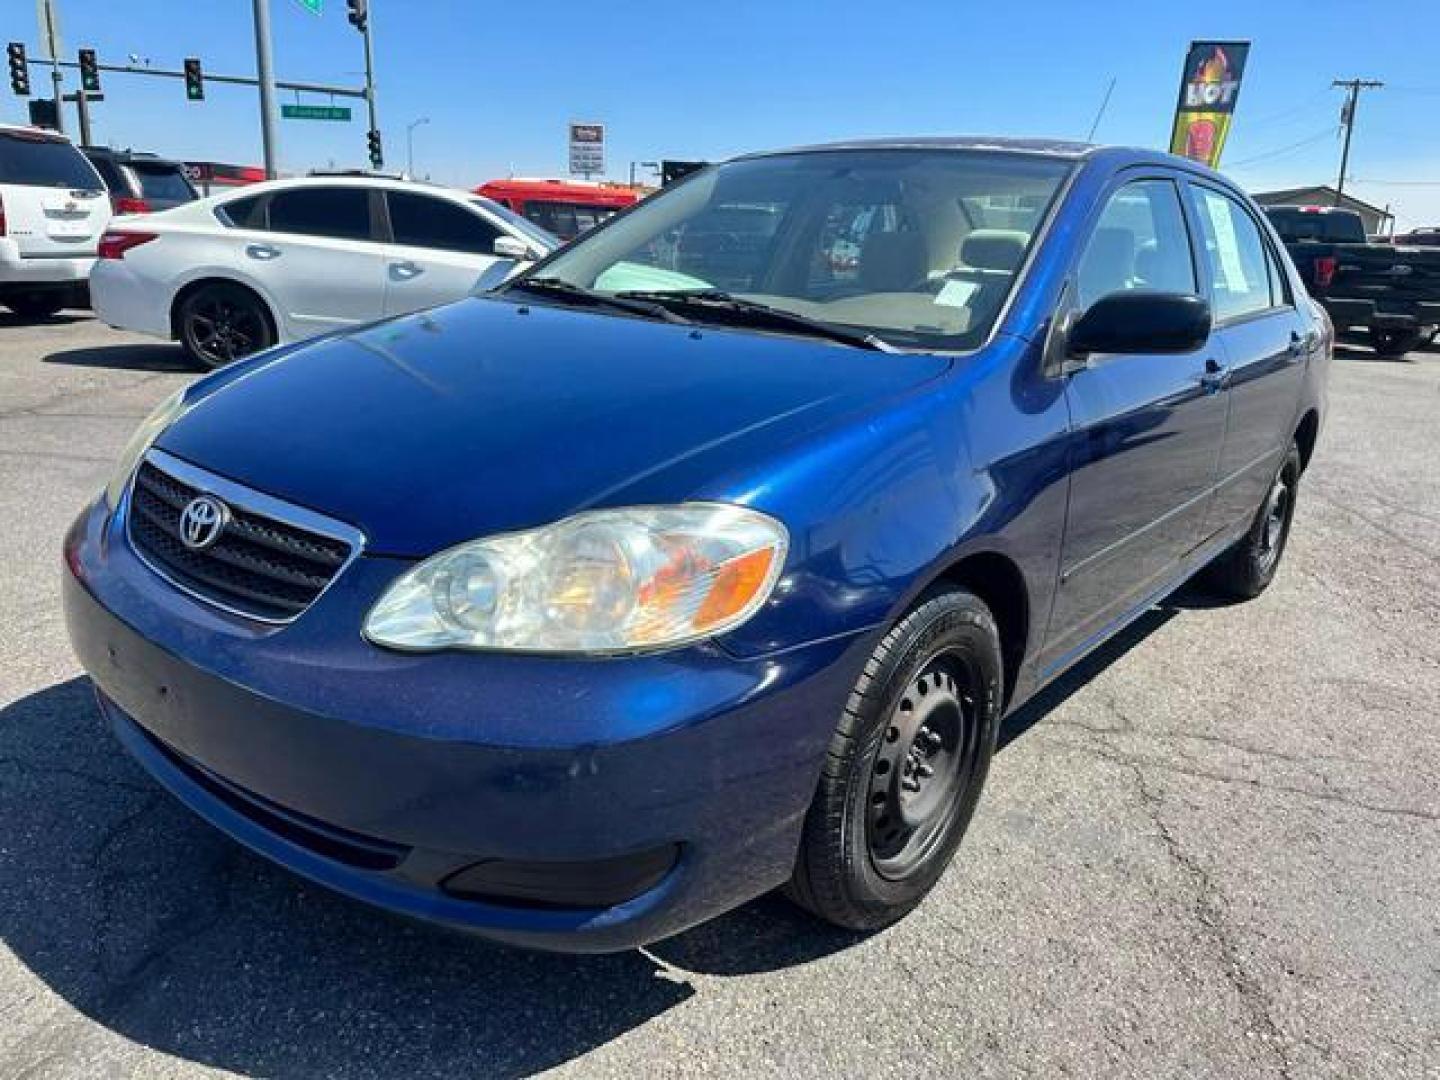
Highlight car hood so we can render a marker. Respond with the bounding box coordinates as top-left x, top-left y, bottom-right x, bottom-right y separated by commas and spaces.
157, 297, 950, 555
